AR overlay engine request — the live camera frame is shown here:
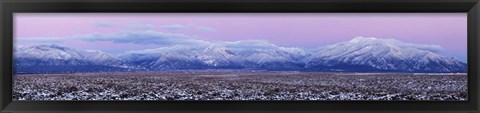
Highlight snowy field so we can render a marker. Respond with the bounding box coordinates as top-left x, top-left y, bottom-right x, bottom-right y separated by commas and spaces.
13, 72, 467, 101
